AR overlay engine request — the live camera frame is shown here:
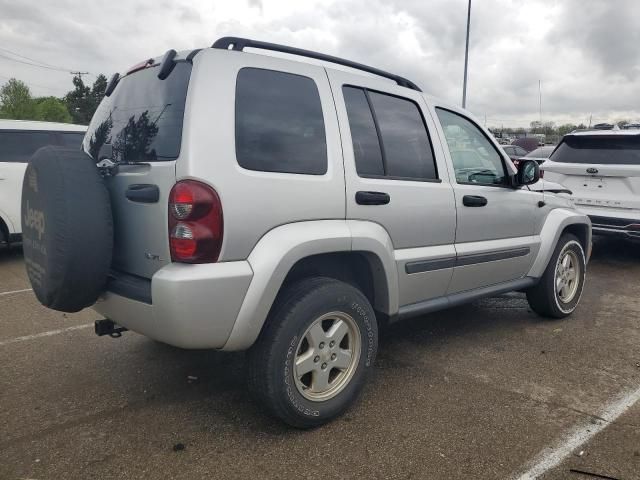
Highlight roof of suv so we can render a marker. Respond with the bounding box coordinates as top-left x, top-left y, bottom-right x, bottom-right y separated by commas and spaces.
0, 119, 87, 132
568, 129, 640, 137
